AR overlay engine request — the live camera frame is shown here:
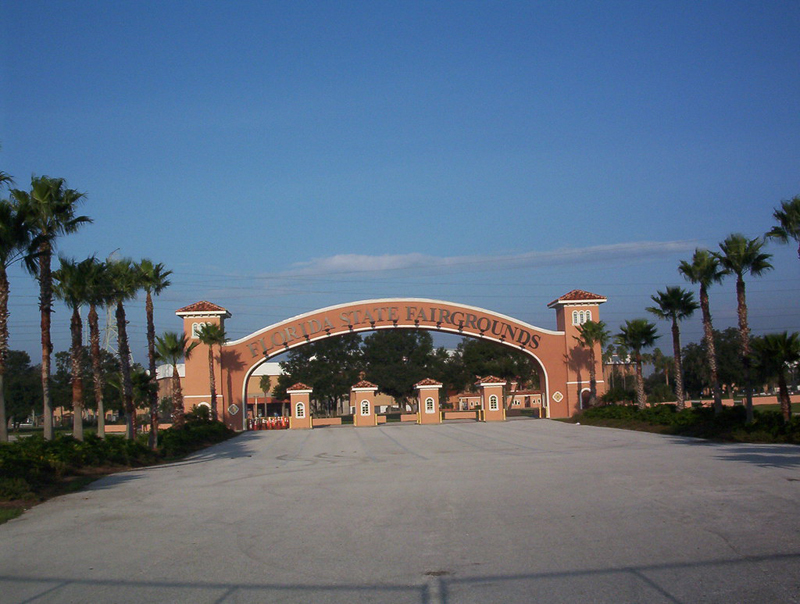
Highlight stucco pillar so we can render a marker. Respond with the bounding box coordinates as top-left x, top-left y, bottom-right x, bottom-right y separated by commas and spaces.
352, 380, 378, 427
415, 378, 442, 425
478, 376, 506, 422
287, 383, 313, 430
